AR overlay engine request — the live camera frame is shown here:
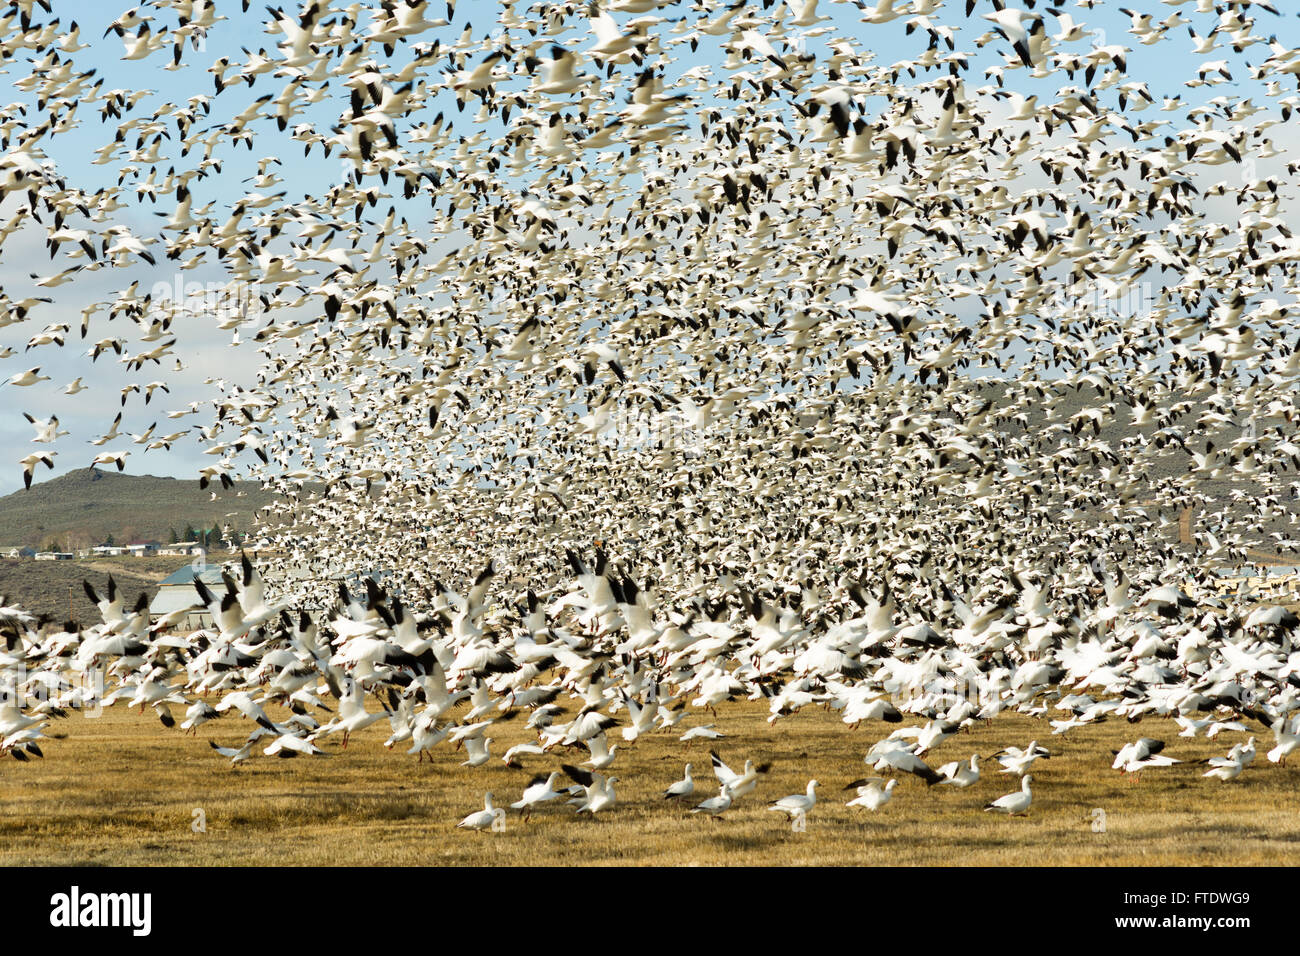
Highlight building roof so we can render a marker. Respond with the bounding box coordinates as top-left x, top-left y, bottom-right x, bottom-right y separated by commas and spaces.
157, 565, 229, 587
149, 589, 207, 617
